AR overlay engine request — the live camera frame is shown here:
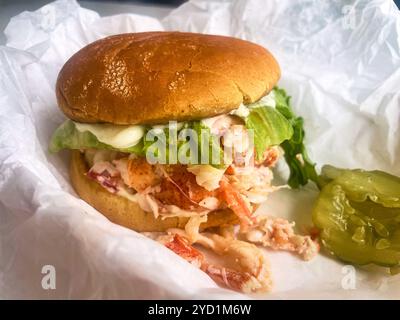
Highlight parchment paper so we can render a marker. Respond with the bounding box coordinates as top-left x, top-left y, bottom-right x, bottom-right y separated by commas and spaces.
0, 0, 399, 299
